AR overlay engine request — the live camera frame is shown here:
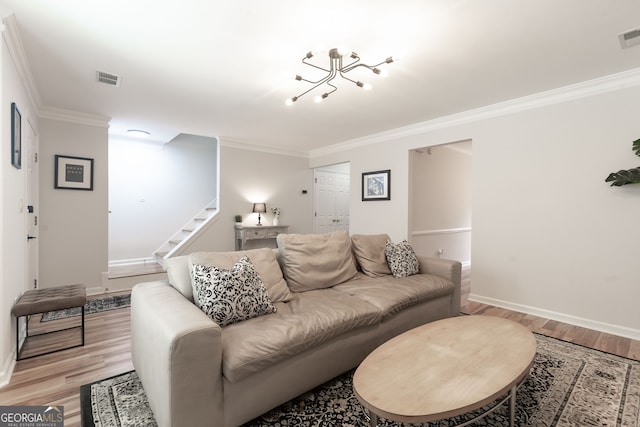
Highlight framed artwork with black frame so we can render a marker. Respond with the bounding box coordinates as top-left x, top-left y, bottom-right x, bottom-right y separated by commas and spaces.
11, 102, 21, 169
362, 169, 391, 201
55, 155, 94, 190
